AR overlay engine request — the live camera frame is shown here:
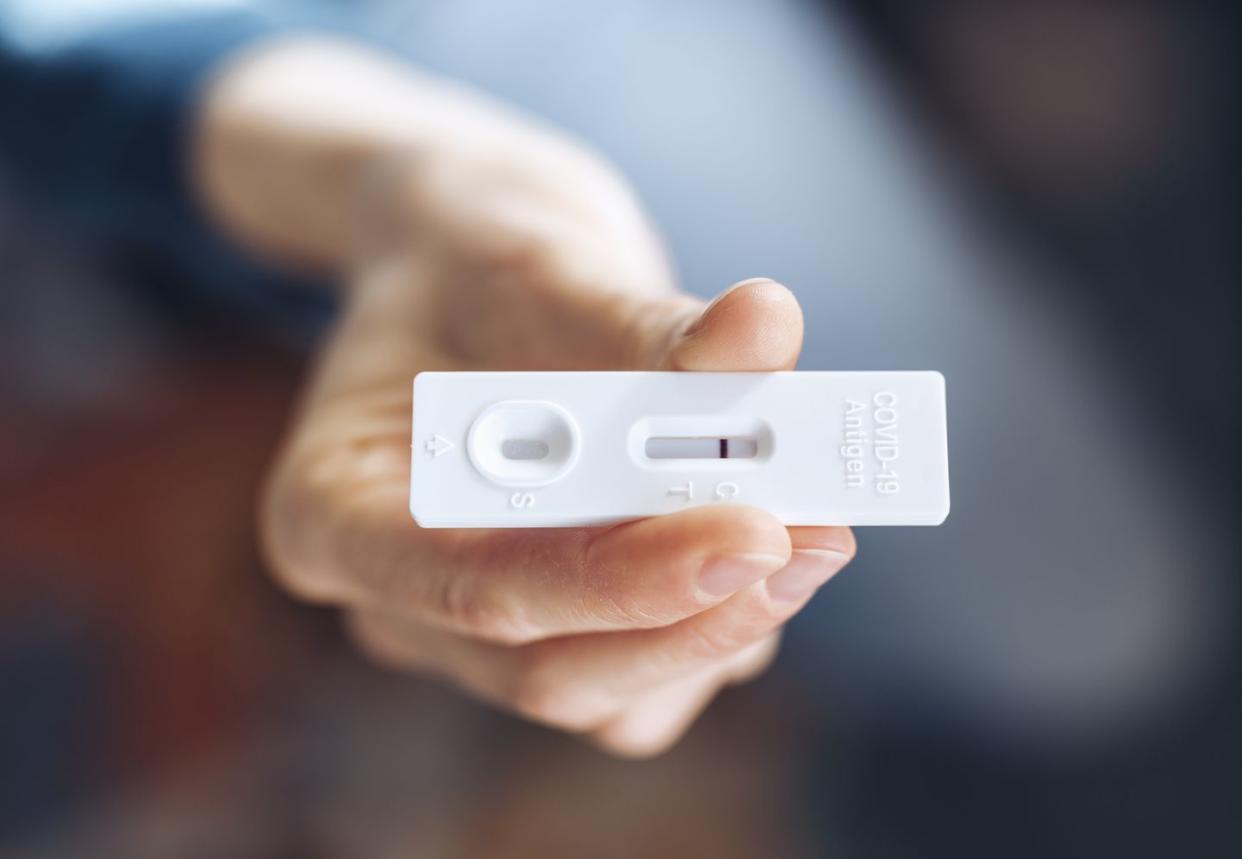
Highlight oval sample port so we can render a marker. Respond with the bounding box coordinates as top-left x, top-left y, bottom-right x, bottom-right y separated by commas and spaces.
467, 400, 580, 487
501, 439, 551, 460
